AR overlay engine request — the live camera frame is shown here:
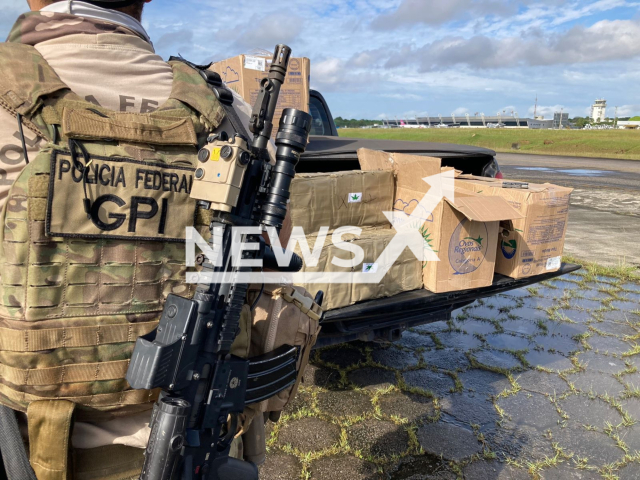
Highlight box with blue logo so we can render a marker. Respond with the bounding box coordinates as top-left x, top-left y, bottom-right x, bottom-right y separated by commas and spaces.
455, 176, 573, 279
